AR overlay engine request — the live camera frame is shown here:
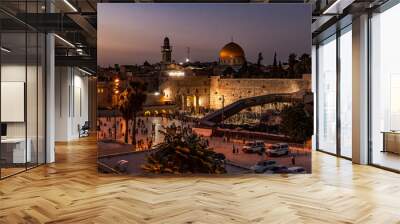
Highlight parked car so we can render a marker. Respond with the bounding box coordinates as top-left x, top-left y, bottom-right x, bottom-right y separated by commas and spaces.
267, 143, 289, 157
213, 153, 226, 162
287, 166, 306, 174
250, 160, 277, 173
115, 160, 129, 173
264, 165, 289, 174
242, 141, 265, 154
